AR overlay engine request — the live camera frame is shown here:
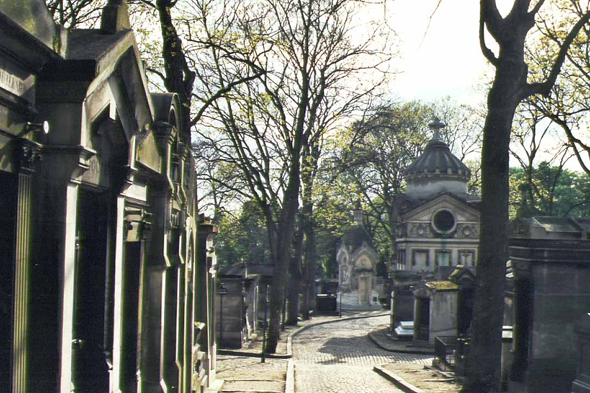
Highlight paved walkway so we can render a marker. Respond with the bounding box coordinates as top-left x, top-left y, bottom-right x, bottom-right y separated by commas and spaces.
292, 315, 433, 393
